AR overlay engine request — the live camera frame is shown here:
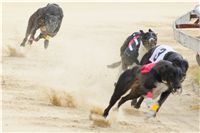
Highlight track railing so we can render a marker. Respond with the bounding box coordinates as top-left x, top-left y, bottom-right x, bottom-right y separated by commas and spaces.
173, 11, 200, 52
